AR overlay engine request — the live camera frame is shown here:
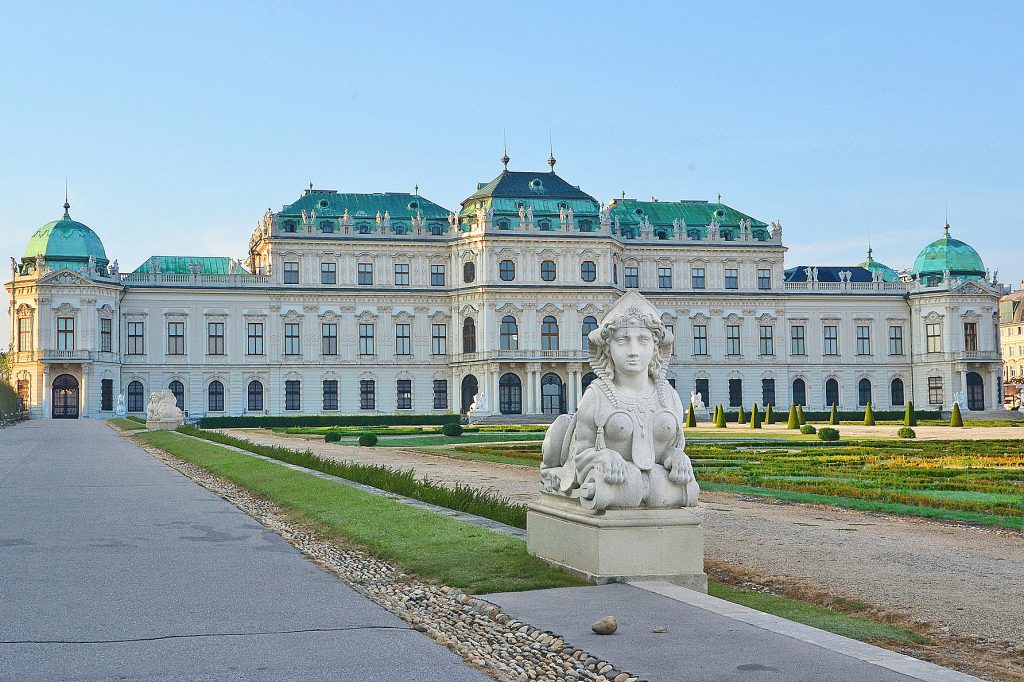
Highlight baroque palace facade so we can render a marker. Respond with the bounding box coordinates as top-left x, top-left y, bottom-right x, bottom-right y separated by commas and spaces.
5, 158, 1005, 420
